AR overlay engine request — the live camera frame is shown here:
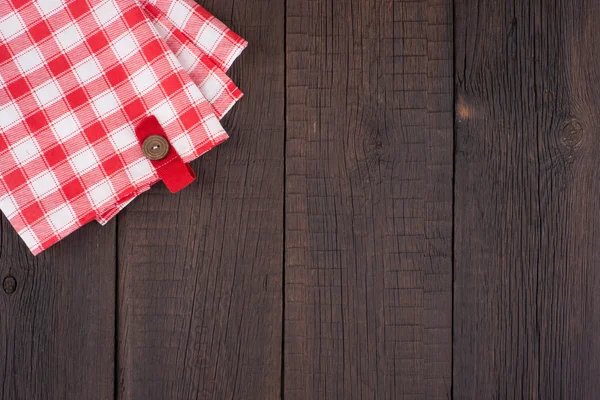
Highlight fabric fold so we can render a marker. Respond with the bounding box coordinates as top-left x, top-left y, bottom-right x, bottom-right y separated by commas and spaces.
0, 0, 241, 254
143, 1, 244, 119
140, 0, 248, 71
